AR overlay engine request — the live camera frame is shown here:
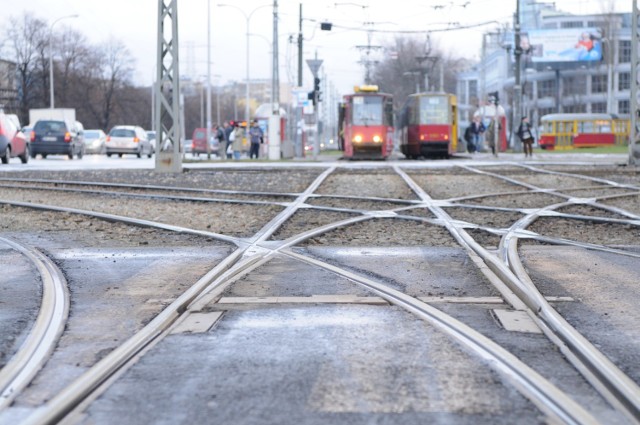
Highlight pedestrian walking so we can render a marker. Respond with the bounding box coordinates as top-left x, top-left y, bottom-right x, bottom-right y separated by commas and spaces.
464, 125, 475, 153
248, 120, 263, 159
231, 123, 245, 160
215, 124, 225, 157
470, 117, 485, 153
485, 119, 501, 157
223, 121, 233, 159
516, 116, 535, 158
